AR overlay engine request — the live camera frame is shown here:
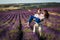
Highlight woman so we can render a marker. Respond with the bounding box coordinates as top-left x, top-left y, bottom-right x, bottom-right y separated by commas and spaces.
27, 9, 49, 36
